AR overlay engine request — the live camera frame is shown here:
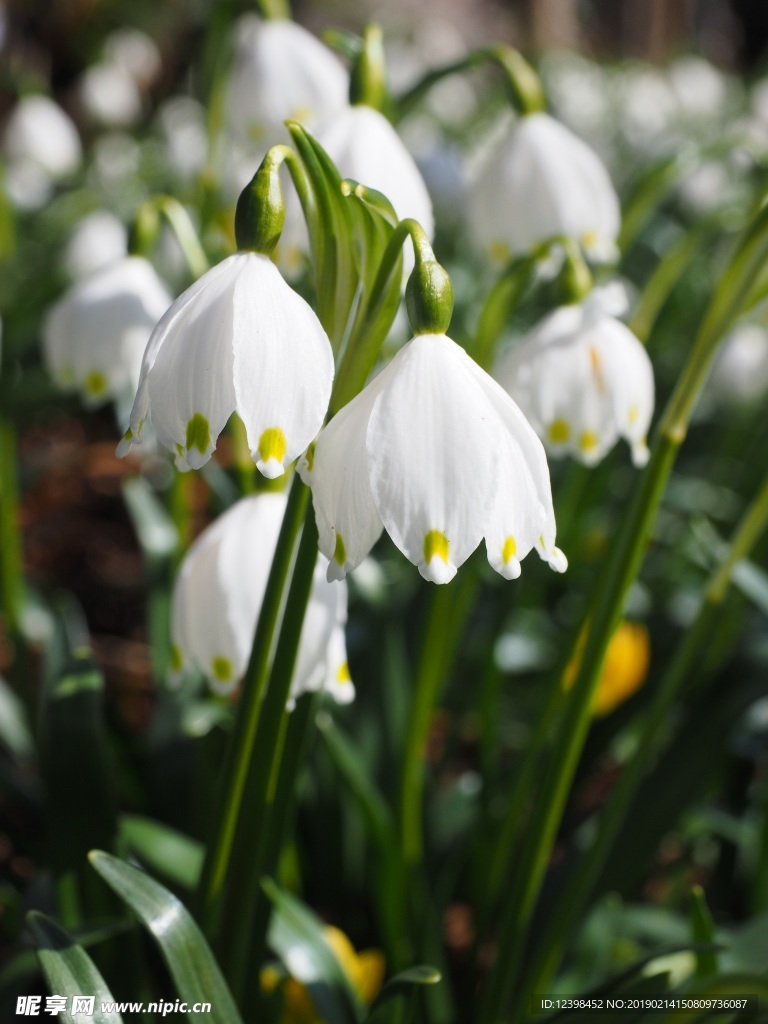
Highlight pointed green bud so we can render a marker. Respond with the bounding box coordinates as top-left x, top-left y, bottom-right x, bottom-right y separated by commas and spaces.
349, 23, 388, 111
235, 151, 286, 255
405, 224, 454, 335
